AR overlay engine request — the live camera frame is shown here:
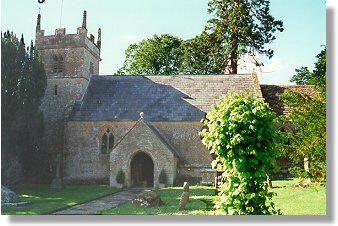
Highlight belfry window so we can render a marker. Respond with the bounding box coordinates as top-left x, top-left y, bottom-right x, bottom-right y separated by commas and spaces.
54, 85, 58, 95
52, 55, 64, 73
101, 128, 114, 154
